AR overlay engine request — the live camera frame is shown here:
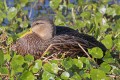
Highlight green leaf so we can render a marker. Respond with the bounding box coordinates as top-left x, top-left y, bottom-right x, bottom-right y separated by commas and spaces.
74, 20, 86, 29
0, 10, 6, 23
68, 3, 74, 9
99, 62, 111, 73
99, 5, 106, 14
73, 59, 83, 69
7, 7, 17, 20
103, 51, 115, 63
80, 57, 91, 69
0, 50, 4, 66
71, 72, 81, 80
32, 60, 42, 73
106, 7, 116, 16
113, 69, 120, 75
82, 73, 90, 79
90, 69, 108, 80
94, 12, 102, 26
11, 55, 24, 72
78, 0, 84, 6
102, 35, 113, 49
0, 67, 8, 74
42, 71, 55, 80
20, 0, 28, 7
115, 5, 120, 15
6, 36, 13, 45
4, 53, 11, 62
50, 0, 61, 10
80, 11, 91, 19
20, 21, 29, 28
62, 58, 73, 70
88, 47, 103, 58
80, 57, 90, 65
61, 71, 70, 80
20, 71, 35, 80
55, 13, 65, 25
24, 54, 34, 62
43, 63, 58, 74
20, 0, 28, 4
16, 18, 22, 23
